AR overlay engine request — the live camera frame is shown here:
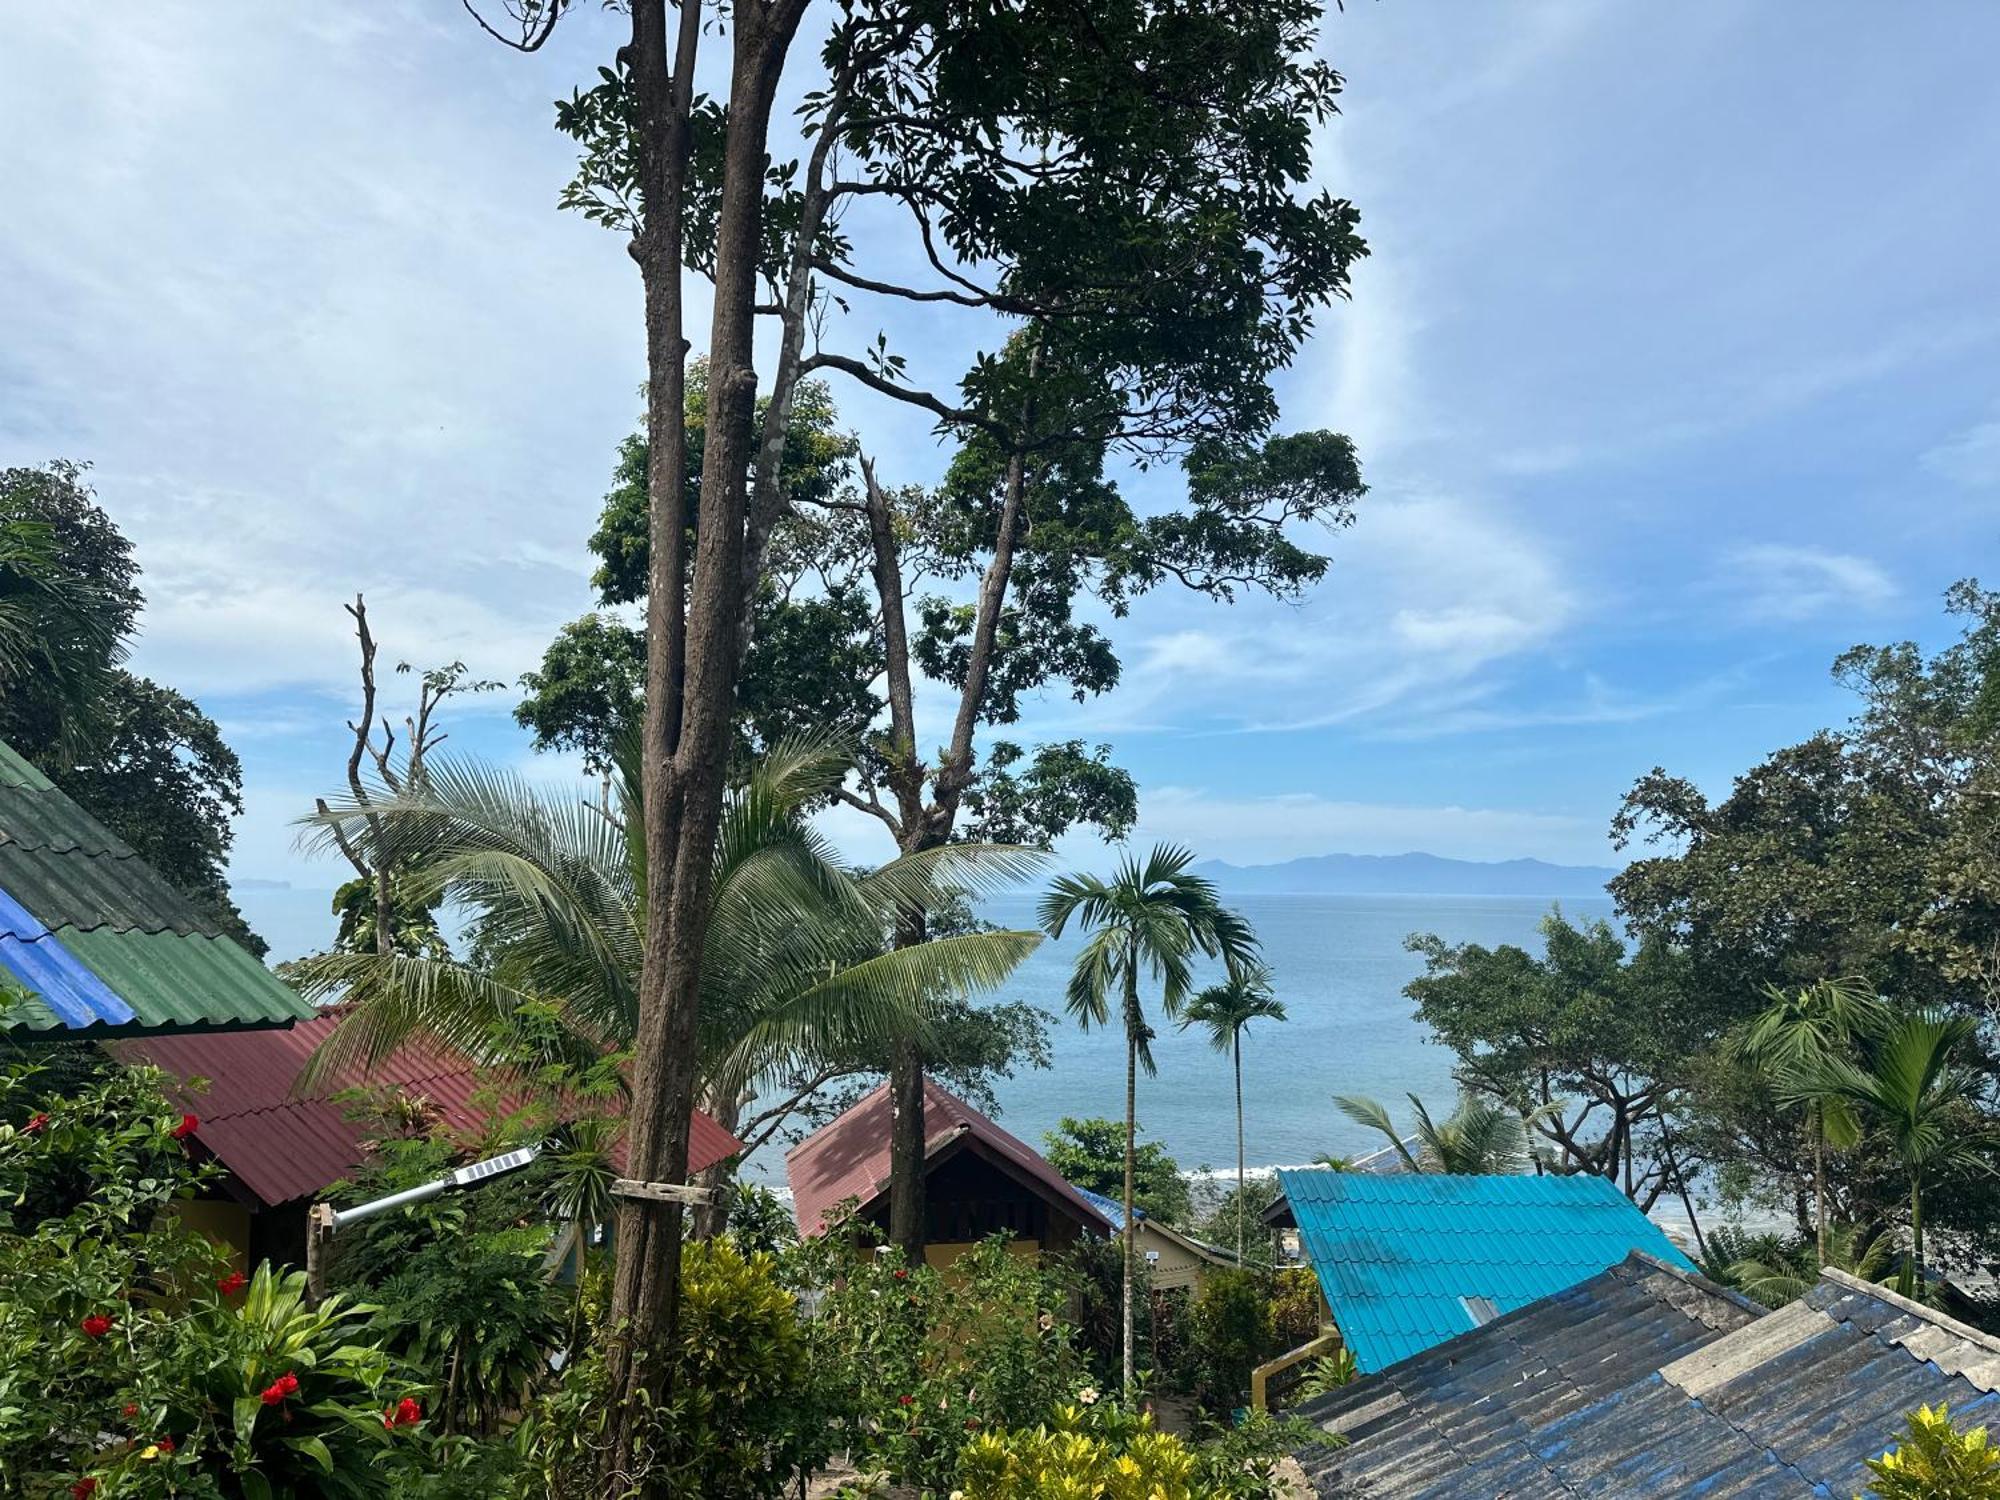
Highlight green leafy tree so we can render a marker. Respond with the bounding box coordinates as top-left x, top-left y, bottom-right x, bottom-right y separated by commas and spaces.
1180, 964, 1287, 1262
1613, 580, 2000, 1016
1333, 1092, 1538, 1175
0, 463, 265, 953
1043, 1117, 1193, 1227
1788, 1009, 1992, 1296
1040, 844, 1257, 1395
1405, 912, 1719, 1212
1725, 1222, 1898, 1309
